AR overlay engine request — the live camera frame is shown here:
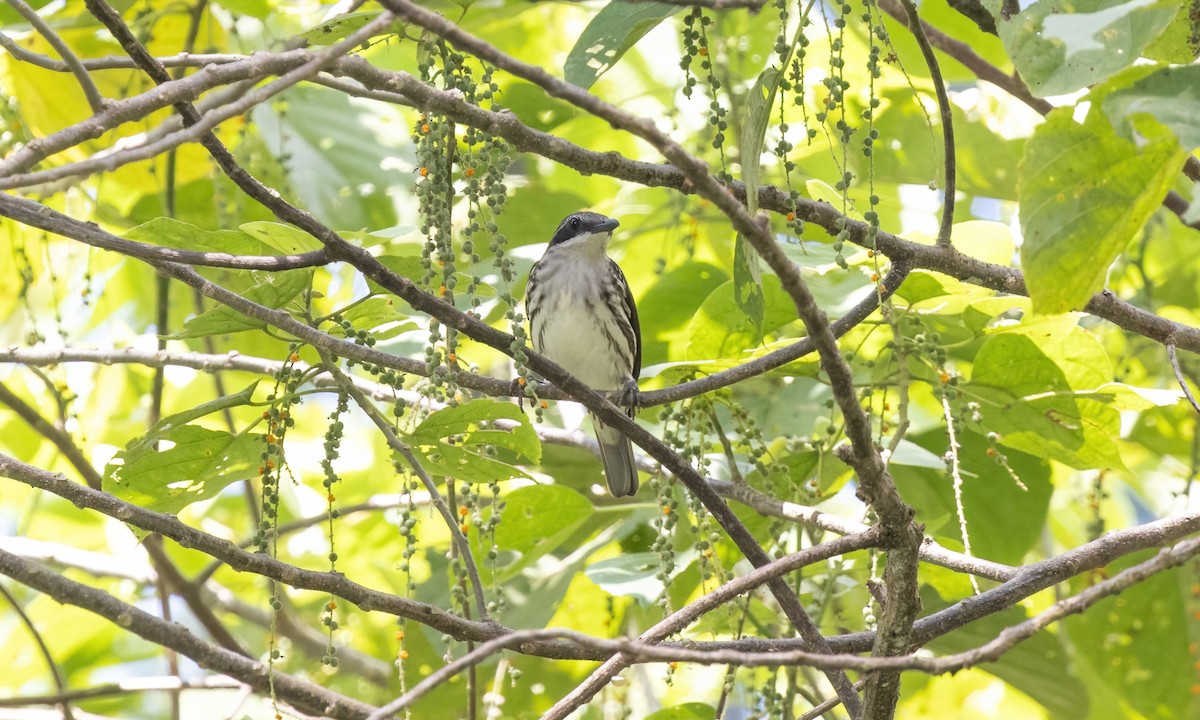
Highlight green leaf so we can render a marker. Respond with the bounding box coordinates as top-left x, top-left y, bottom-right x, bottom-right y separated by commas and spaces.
410, 398, 540, 462
1142, 0, 1200, 61
104, 426, 261, 516
732, 234, 765, 336
892, 429, 1052, 565
564, 1, 682, 89
644, 703, 716, 720
921, 585, 1089, 717
252, 85, 408, 230
741, 66, 782, 216
1102, 65, 1200, 151
408, 399, 541, 483
1066, 551, 1192, 719
173, 269, 312, 338
1018, 107, 1185, 314
492, 485, 593, 556
409, 444, 532, 484
300, 10, 406, 45
240, 221, 323, 254
336, 296, 417, 340
967, 328, 1123, 469
638, 261, 729, 366
999, 0, 1179, 97
125, 218, 268, 255
130, 382, 259, 451
585, 551, 694, 603
687, 274, 800, 361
